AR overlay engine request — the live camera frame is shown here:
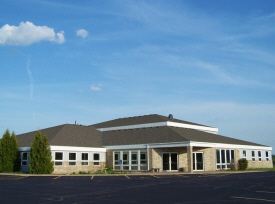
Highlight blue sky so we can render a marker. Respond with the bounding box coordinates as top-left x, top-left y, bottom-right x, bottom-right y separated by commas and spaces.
1, 0, 275, 150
